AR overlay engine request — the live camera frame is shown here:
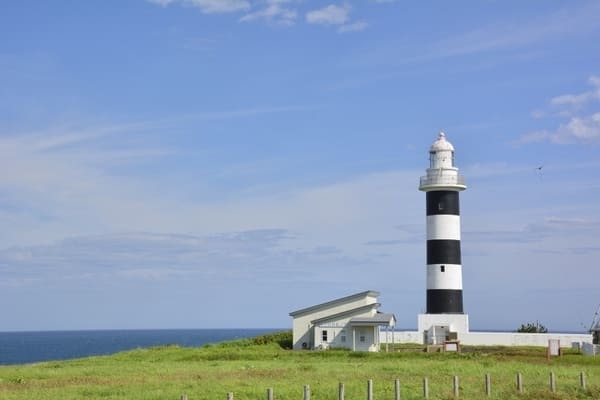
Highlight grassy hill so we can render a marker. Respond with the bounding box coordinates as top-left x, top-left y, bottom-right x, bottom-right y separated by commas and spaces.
0, 331, 598, 399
